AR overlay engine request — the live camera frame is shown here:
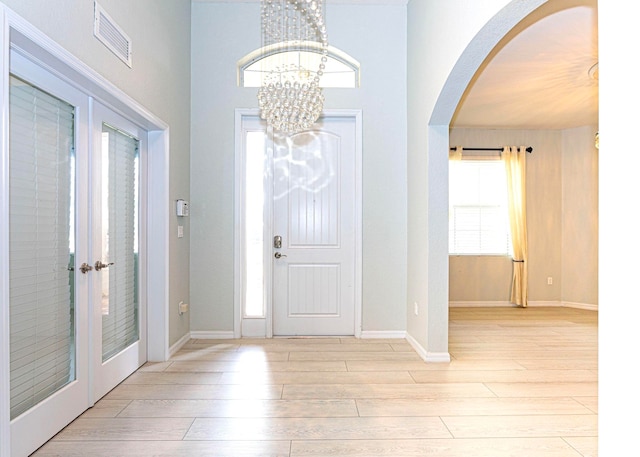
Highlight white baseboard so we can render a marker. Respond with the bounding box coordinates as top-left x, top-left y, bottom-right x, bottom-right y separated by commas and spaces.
449, 301, 513, 308
190, 330, 236, 340
526, 300, 598, 311
450, 300, 597, 311
526, 301, 562, 307
405, 333, 451, 363
405, 333, 426, 359
360, 330, 407, 339
425, 352, 452, 363
168, 332, 191, 357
